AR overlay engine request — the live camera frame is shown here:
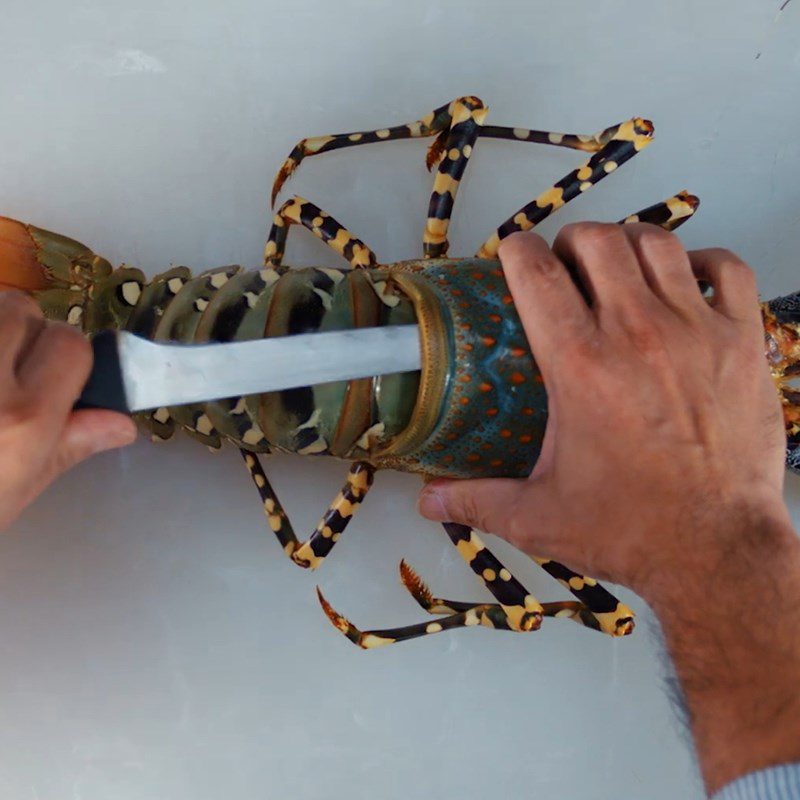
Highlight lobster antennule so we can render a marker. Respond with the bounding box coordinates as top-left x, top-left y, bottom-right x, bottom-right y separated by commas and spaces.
0, 216, 51, 292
